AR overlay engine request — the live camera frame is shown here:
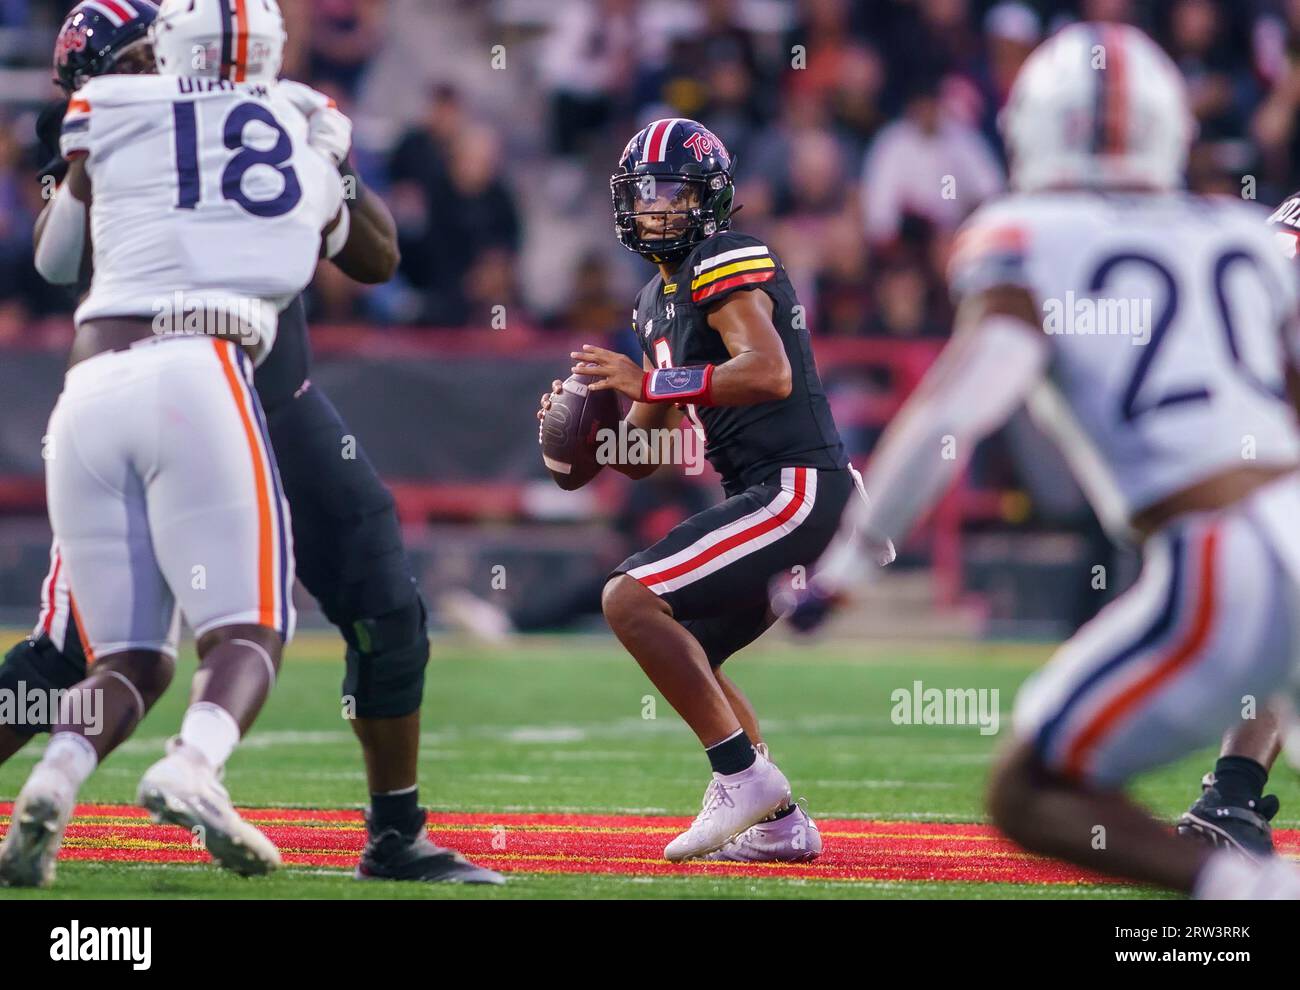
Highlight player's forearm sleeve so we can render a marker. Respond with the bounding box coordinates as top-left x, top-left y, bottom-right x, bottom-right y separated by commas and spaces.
815, 318, 1049, 591
34, 184, 87, 286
